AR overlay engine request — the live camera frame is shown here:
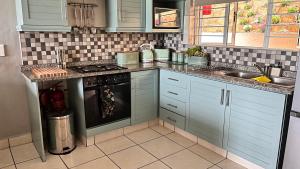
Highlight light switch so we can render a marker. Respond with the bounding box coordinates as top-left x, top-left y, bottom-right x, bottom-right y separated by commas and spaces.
0, 44, 5, 57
